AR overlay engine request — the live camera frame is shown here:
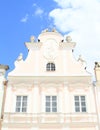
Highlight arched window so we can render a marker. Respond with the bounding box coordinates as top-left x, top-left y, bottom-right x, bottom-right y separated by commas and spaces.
46, 63, 55, 71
